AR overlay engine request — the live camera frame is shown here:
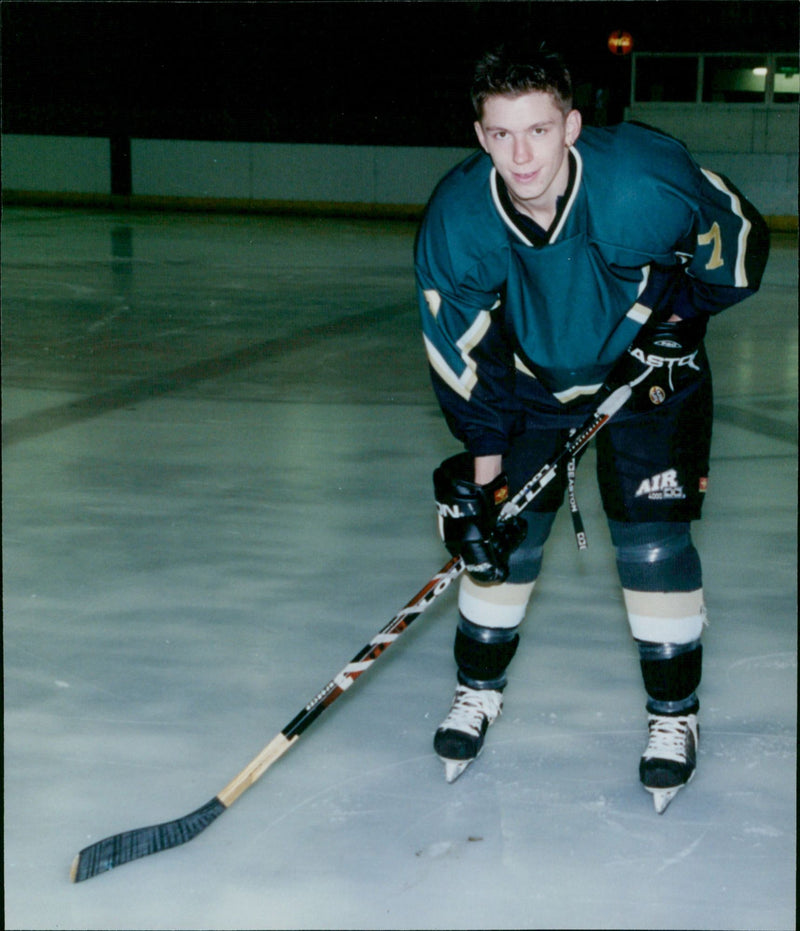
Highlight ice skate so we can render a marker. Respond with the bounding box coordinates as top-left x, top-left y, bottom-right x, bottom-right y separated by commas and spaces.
434, 684, 503, 782
640, 712, 699, 813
